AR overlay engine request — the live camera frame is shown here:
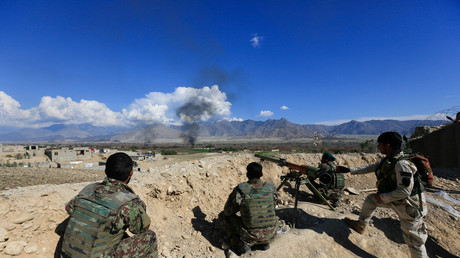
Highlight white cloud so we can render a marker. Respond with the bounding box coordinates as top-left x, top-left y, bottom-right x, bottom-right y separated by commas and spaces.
250, 33, 263, 48
0, 91, 39, 127
280, 106, 289, 110
0, 86, 233, 128
38, 96, 124, 126
258, 110, 274, 117
224, 117, 244, 122
123, 85, 231, 125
